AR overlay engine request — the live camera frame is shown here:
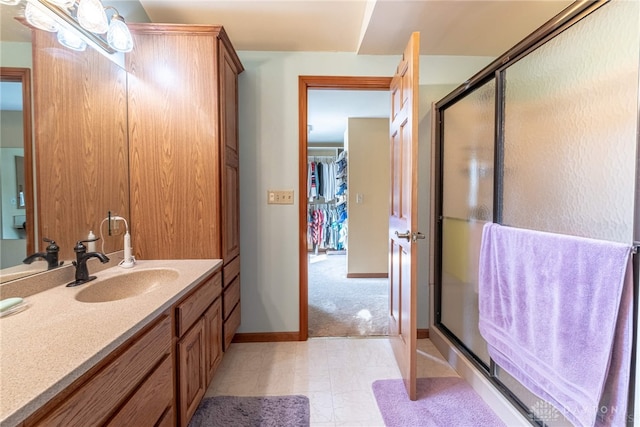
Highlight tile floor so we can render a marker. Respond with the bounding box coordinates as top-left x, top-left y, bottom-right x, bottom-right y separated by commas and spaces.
205, 338, 459, 426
